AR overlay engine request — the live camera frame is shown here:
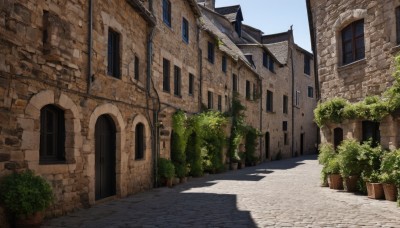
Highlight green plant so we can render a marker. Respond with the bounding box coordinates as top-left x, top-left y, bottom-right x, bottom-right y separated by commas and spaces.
157, 158, 175, 180
318, 143, 336, 185
337, 139, 363, 178
314, 97, 348, 127
358, 141, 384, 182
171, 110, 191, 178
244, 126, 261, 165
0, 170, 53, 218
228, 93, 247, 163
380, 149, 400, 186
326, 156, 340, 175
